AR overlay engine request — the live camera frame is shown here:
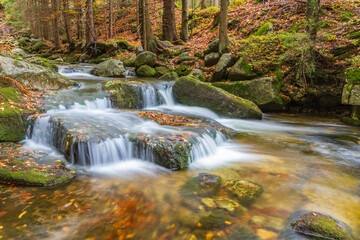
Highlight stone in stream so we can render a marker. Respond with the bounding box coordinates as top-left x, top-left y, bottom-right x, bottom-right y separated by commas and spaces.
27, 110, 234, 170
0, 143, 75, 186
284, 211, 355, 240
172, 76, 263, 119
159, 71, 179, 80
198, 172, 222, 195
199, 209, 232, 229
90, 59, 126, 77
223, 179, 264, 205
213, 77, 288, 112
0, 57, 75, 90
